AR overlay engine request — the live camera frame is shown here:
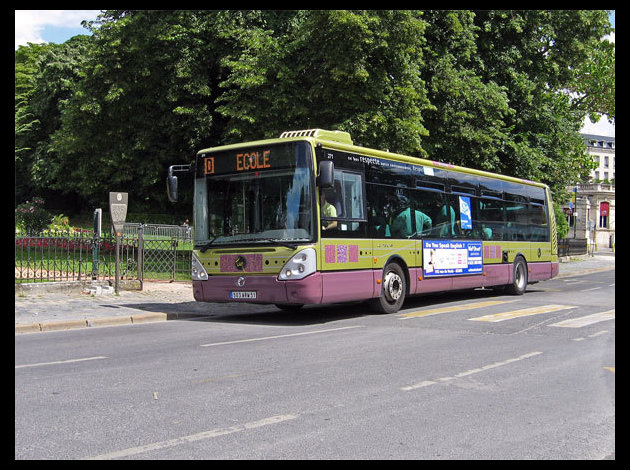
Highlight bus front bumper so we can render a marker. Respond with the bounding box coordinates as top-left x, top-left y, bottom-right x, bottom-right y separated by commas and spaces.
192, 273, 323, 305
